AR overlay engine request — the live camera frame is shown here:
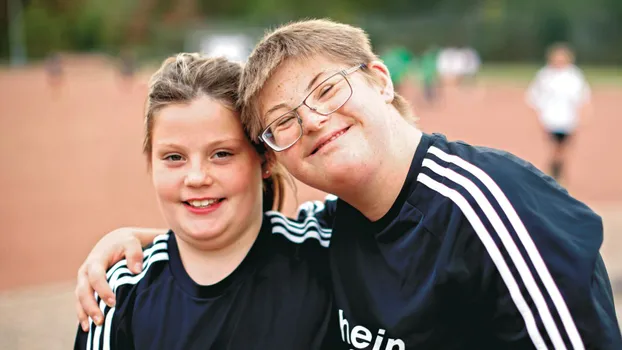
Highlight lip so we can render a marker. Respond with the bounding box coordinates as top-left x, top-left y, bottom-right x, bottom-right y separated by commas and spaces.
184, 197, 222, 202
183, 197, 225, 215
309, 126, 351, 156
